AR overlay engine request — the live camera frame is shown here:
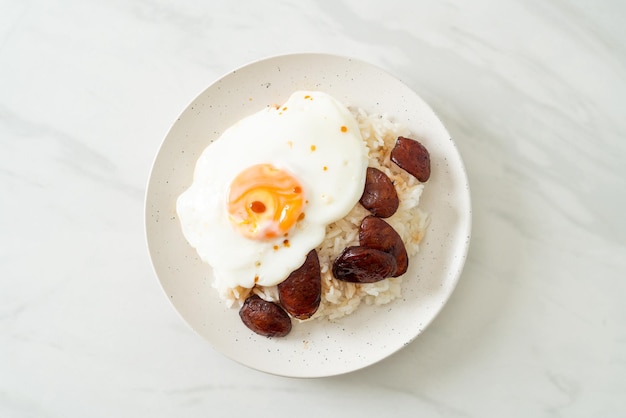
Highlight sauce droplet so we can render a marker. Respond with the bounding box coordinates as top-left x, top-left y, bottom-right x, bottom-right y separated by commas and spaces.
340, 126, 348, 132
250, 201, 266, 213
